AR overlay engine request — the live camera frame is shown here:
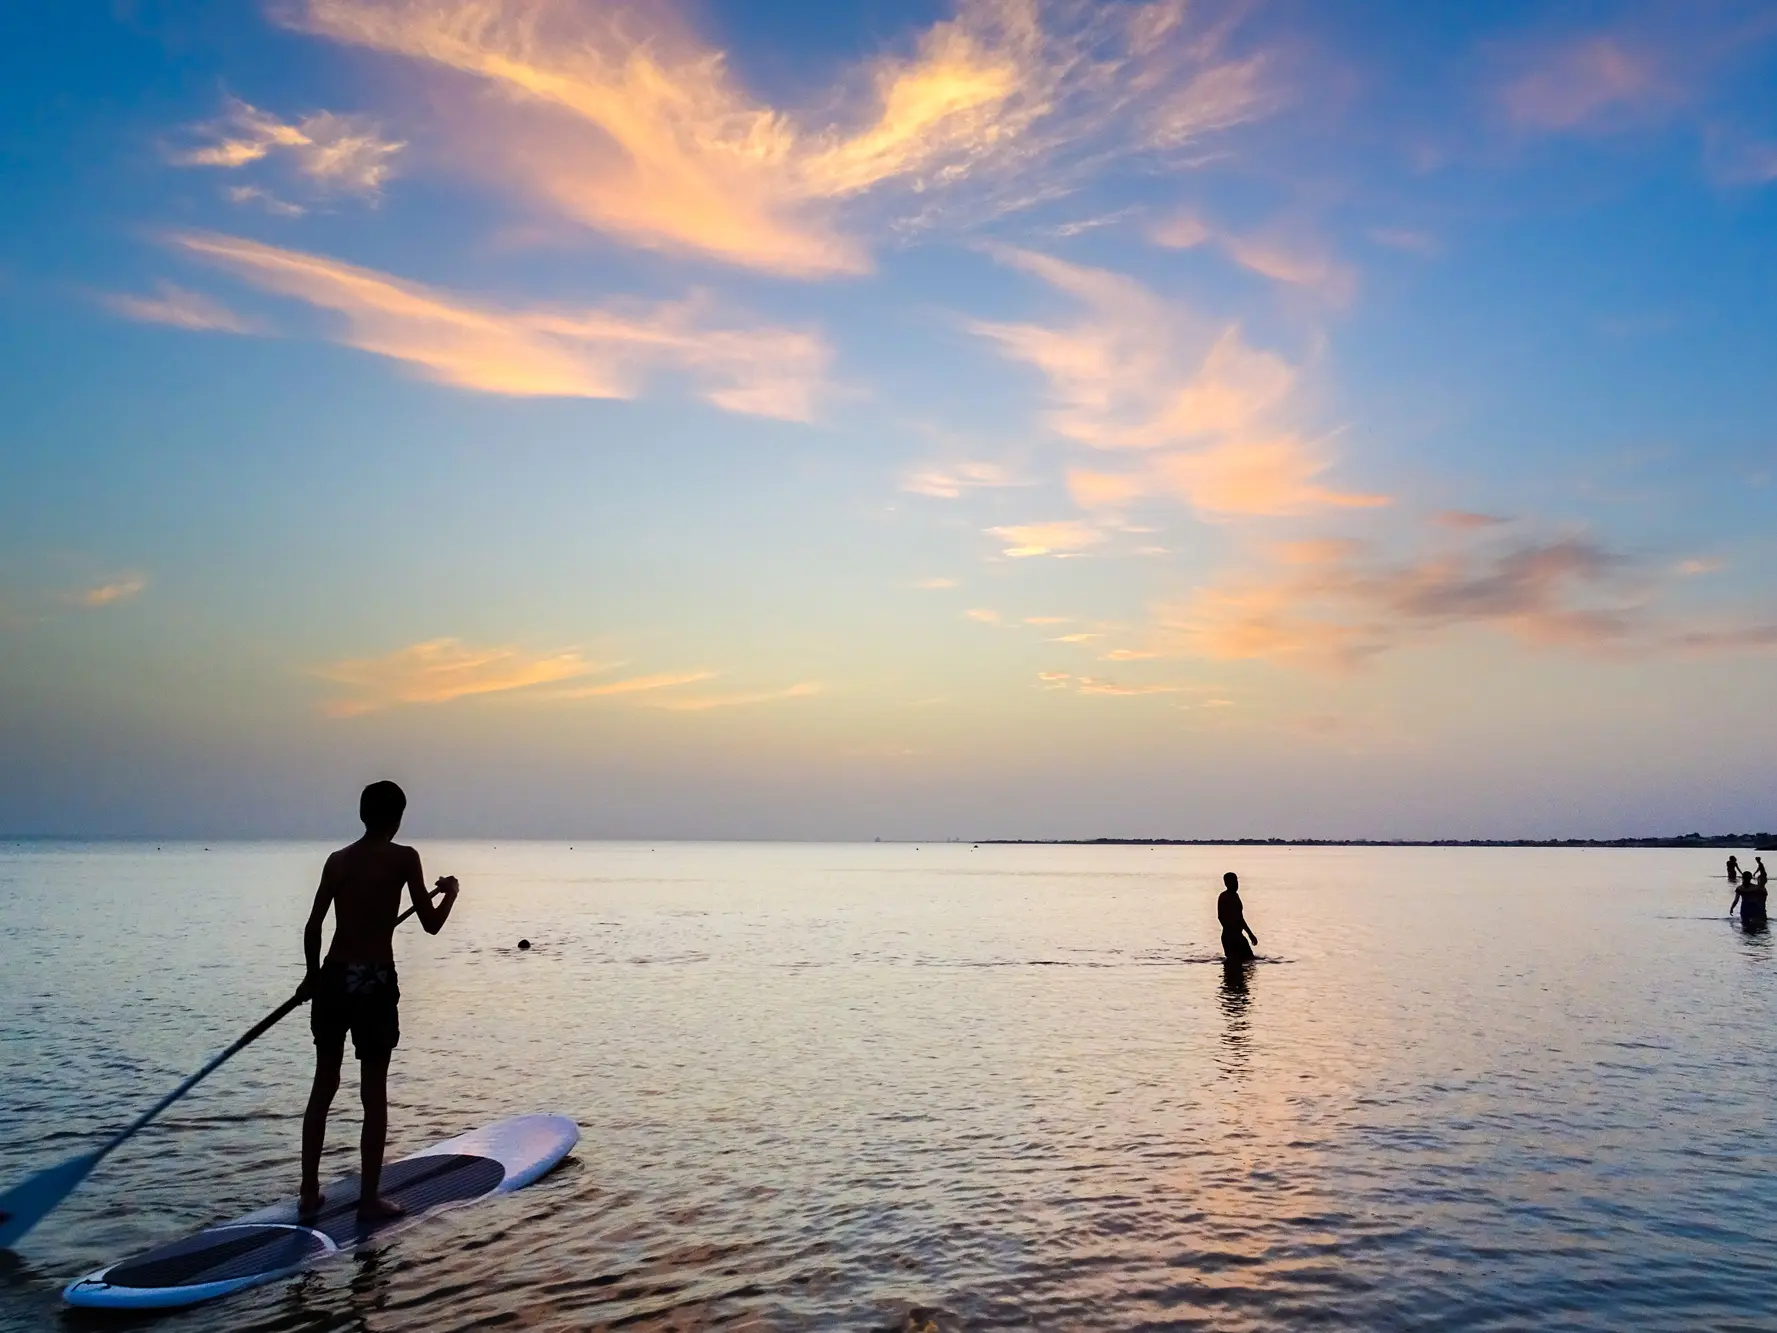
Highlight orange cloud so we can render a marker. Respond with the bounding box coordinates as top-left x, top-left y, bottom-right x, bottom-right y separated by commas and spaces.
1067, 468, 1147, 510
1158, 534, 1649, 670
68, 576, 148, 608
549, 670, 717, 699
1074, 676, 1191, 695
171, 232, 828, 419
176, 96, 403, 196
316, 638, 601, 715
1675, 557, 1724, 577
903, 460, 1024, 498
974, 250, 1381, 519
1151, 437, 1388, 517
102, 282, 257, 333
643, 681, 822, 711
1033, 670, 1193, 696
987, 520, 1105, 558
290, 0, 1275, 274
